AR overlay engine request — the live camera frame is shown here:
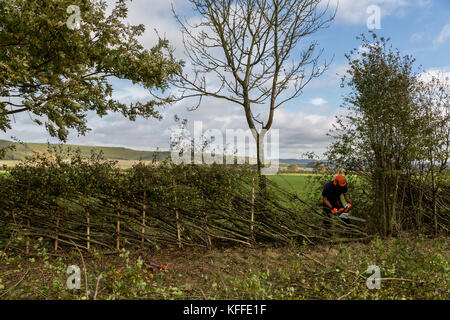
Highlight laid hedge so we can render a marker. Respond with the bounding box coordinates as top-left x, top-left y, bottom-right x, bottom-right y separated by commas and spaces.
0, 148, 367, 253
